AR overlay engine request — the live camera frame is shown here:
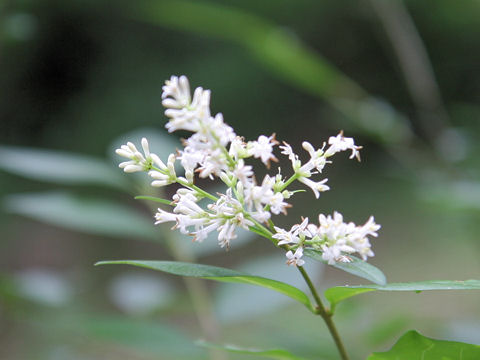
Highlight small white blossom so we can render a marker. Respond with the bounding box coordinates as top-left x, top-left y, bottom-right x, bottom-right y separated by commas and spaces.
298, 177, 330, 199
249, 134, 278, 167
162, 76, 211, 133
148, 154, 177, 187
325, 131, 362, 160
279, 142, 301, 170
116, 138, 160, 173
286, 247, 305, 267
272, 227, 300, 246
308, 212, 380, 263
272, 218, 309, 245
